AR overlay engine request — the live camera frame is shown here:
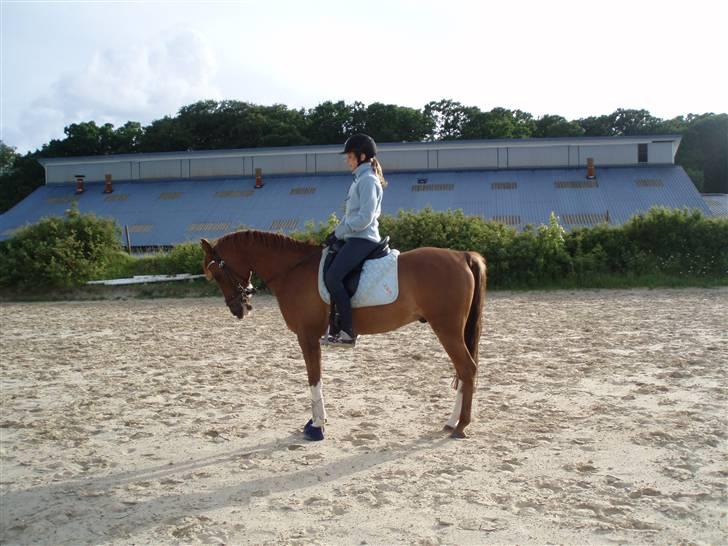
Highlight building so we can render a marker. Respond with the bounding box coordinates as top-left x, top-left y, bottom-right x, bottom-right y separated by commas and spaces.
0, 135, 712, 248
